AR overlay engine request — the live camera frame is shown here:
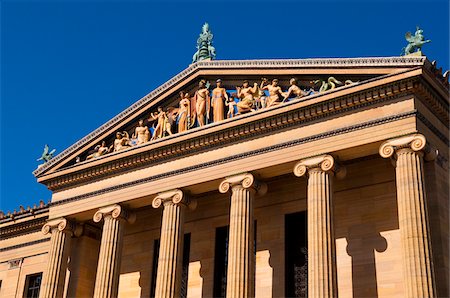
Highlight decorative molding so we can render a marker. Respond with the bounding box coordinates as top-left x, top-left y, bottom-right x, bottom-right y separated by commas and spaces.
33, 56, 428, 177
218, 173, 267, 195
8, 258, 22, 269
44, 76, 423, 191
0, 217, 47, 240
48, 110, 418, 208
0, 238, 50, 253
93, 204, 136, 224
0, 204, 49, 224
152, 189, 195, 209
